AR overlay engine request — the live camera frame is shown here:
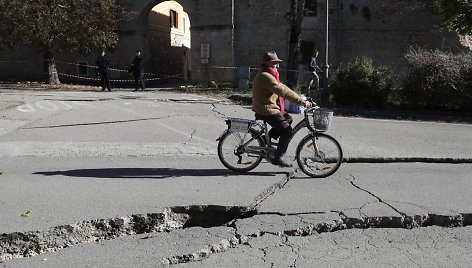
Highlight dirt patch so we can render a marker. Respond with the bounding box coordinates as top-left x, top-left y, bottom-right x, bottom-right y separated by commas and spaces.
162, 86, 252, 104
0, 82, 98, 91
